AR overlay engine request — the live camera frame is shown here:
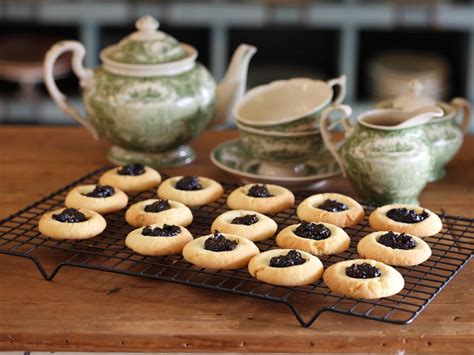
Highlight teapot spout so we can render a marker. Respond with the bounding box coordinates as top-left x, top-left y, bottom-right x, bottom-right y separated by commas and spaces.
211, 44, 257, 128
